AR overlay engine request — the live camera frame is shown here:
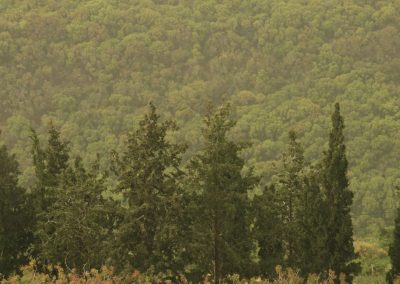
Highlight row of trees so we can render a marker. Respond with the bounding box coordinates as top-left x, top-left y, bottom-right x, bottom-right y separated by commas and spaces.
1, 103, 360, 282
